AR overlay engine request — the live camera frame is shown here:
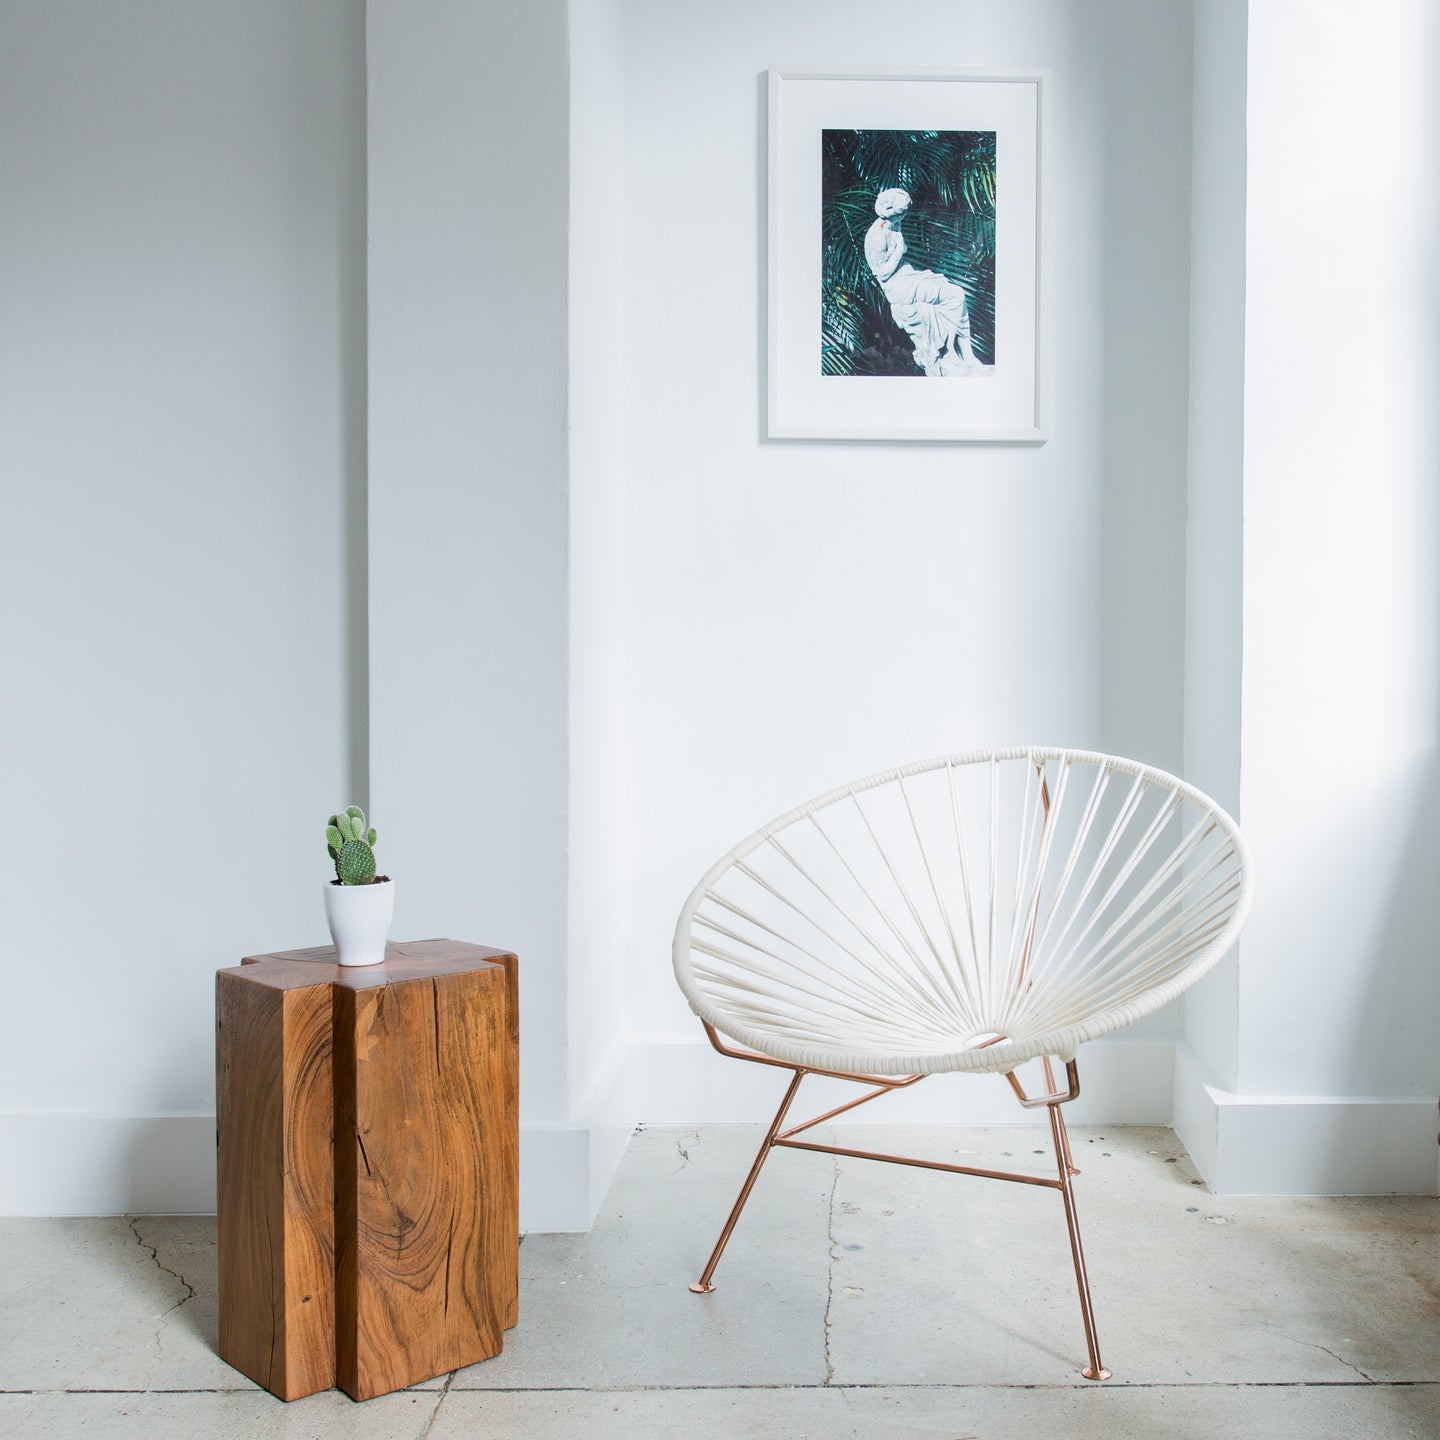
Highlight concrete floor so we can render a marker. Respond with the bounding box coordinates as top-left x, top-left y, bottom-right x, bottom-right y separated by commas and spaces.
1, 1124, 1437, 1438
